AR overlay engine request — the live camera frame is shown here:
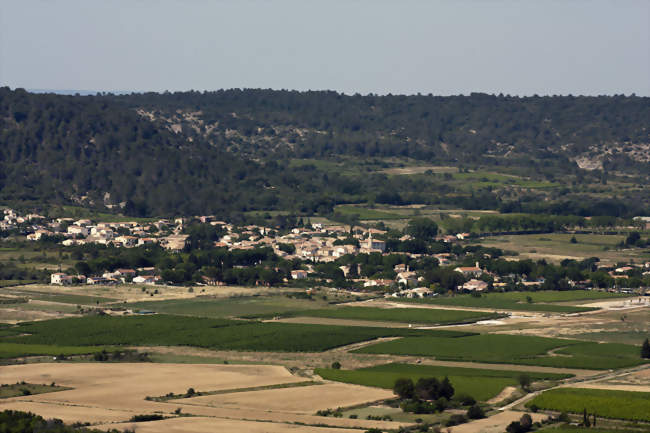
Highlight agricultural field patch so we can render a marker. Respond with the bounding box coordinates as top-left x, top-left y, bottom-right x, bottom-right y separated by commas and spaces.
0, 287, 117, 305
334, 205, 403, 220
3, 314, 472, 354
279, 306, 503, 325
398, 290, 628, 313
126, 294, 331, 319
316, 363, 571, 402
0, 382, 70, 398
354, 334, 648, 369
527, 388, 650, 422
477, 233, 650, 264
0, 342, 105, 360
